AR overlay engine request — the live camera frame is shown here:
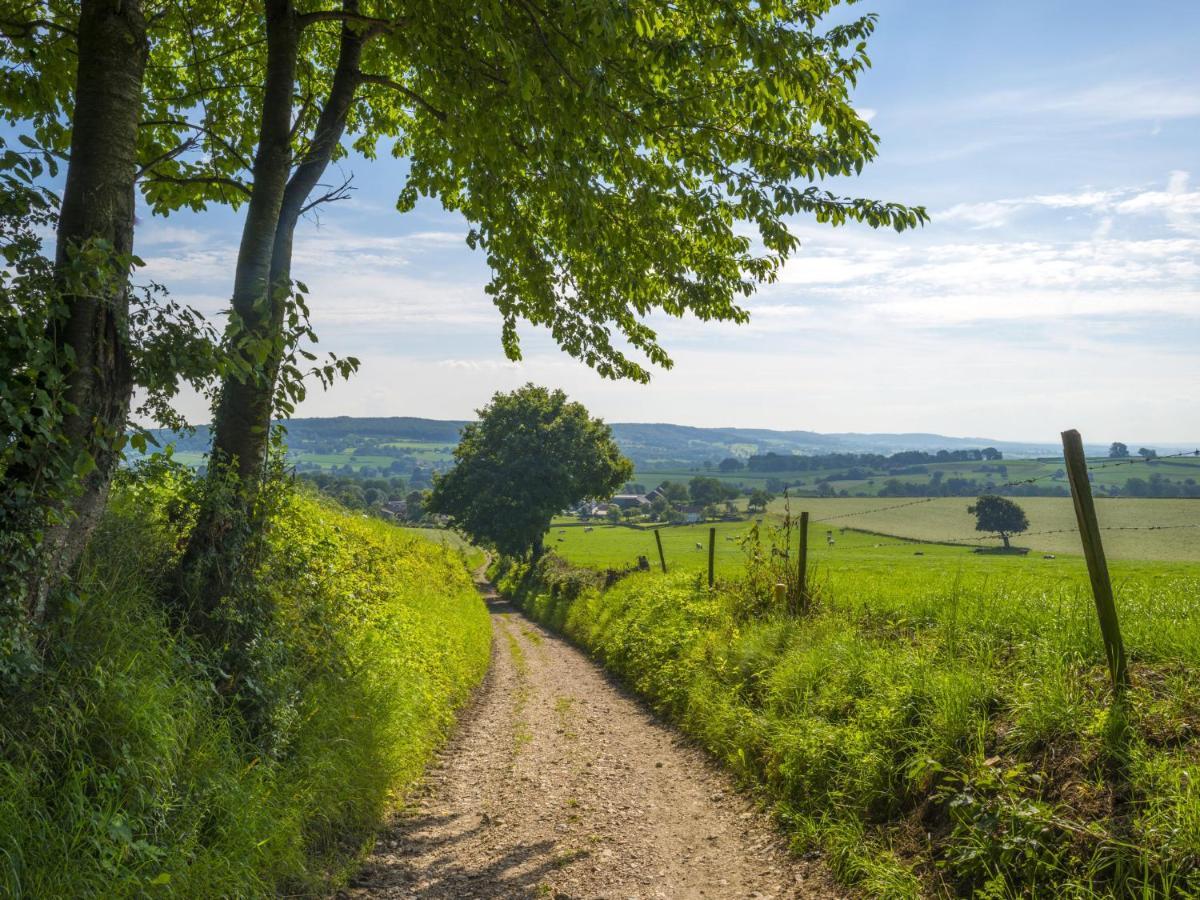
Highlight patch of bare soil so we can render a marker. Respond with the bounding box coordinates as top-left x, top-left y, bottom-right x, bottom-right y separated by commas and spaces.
342, 577, 841, 899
